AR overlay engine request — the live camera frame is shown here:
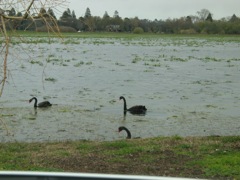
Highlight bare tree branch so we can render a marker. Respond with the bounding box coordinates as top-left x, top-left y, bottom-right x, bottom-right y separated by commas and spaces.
0, 0, 68, 97
0, 15, 9, 96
